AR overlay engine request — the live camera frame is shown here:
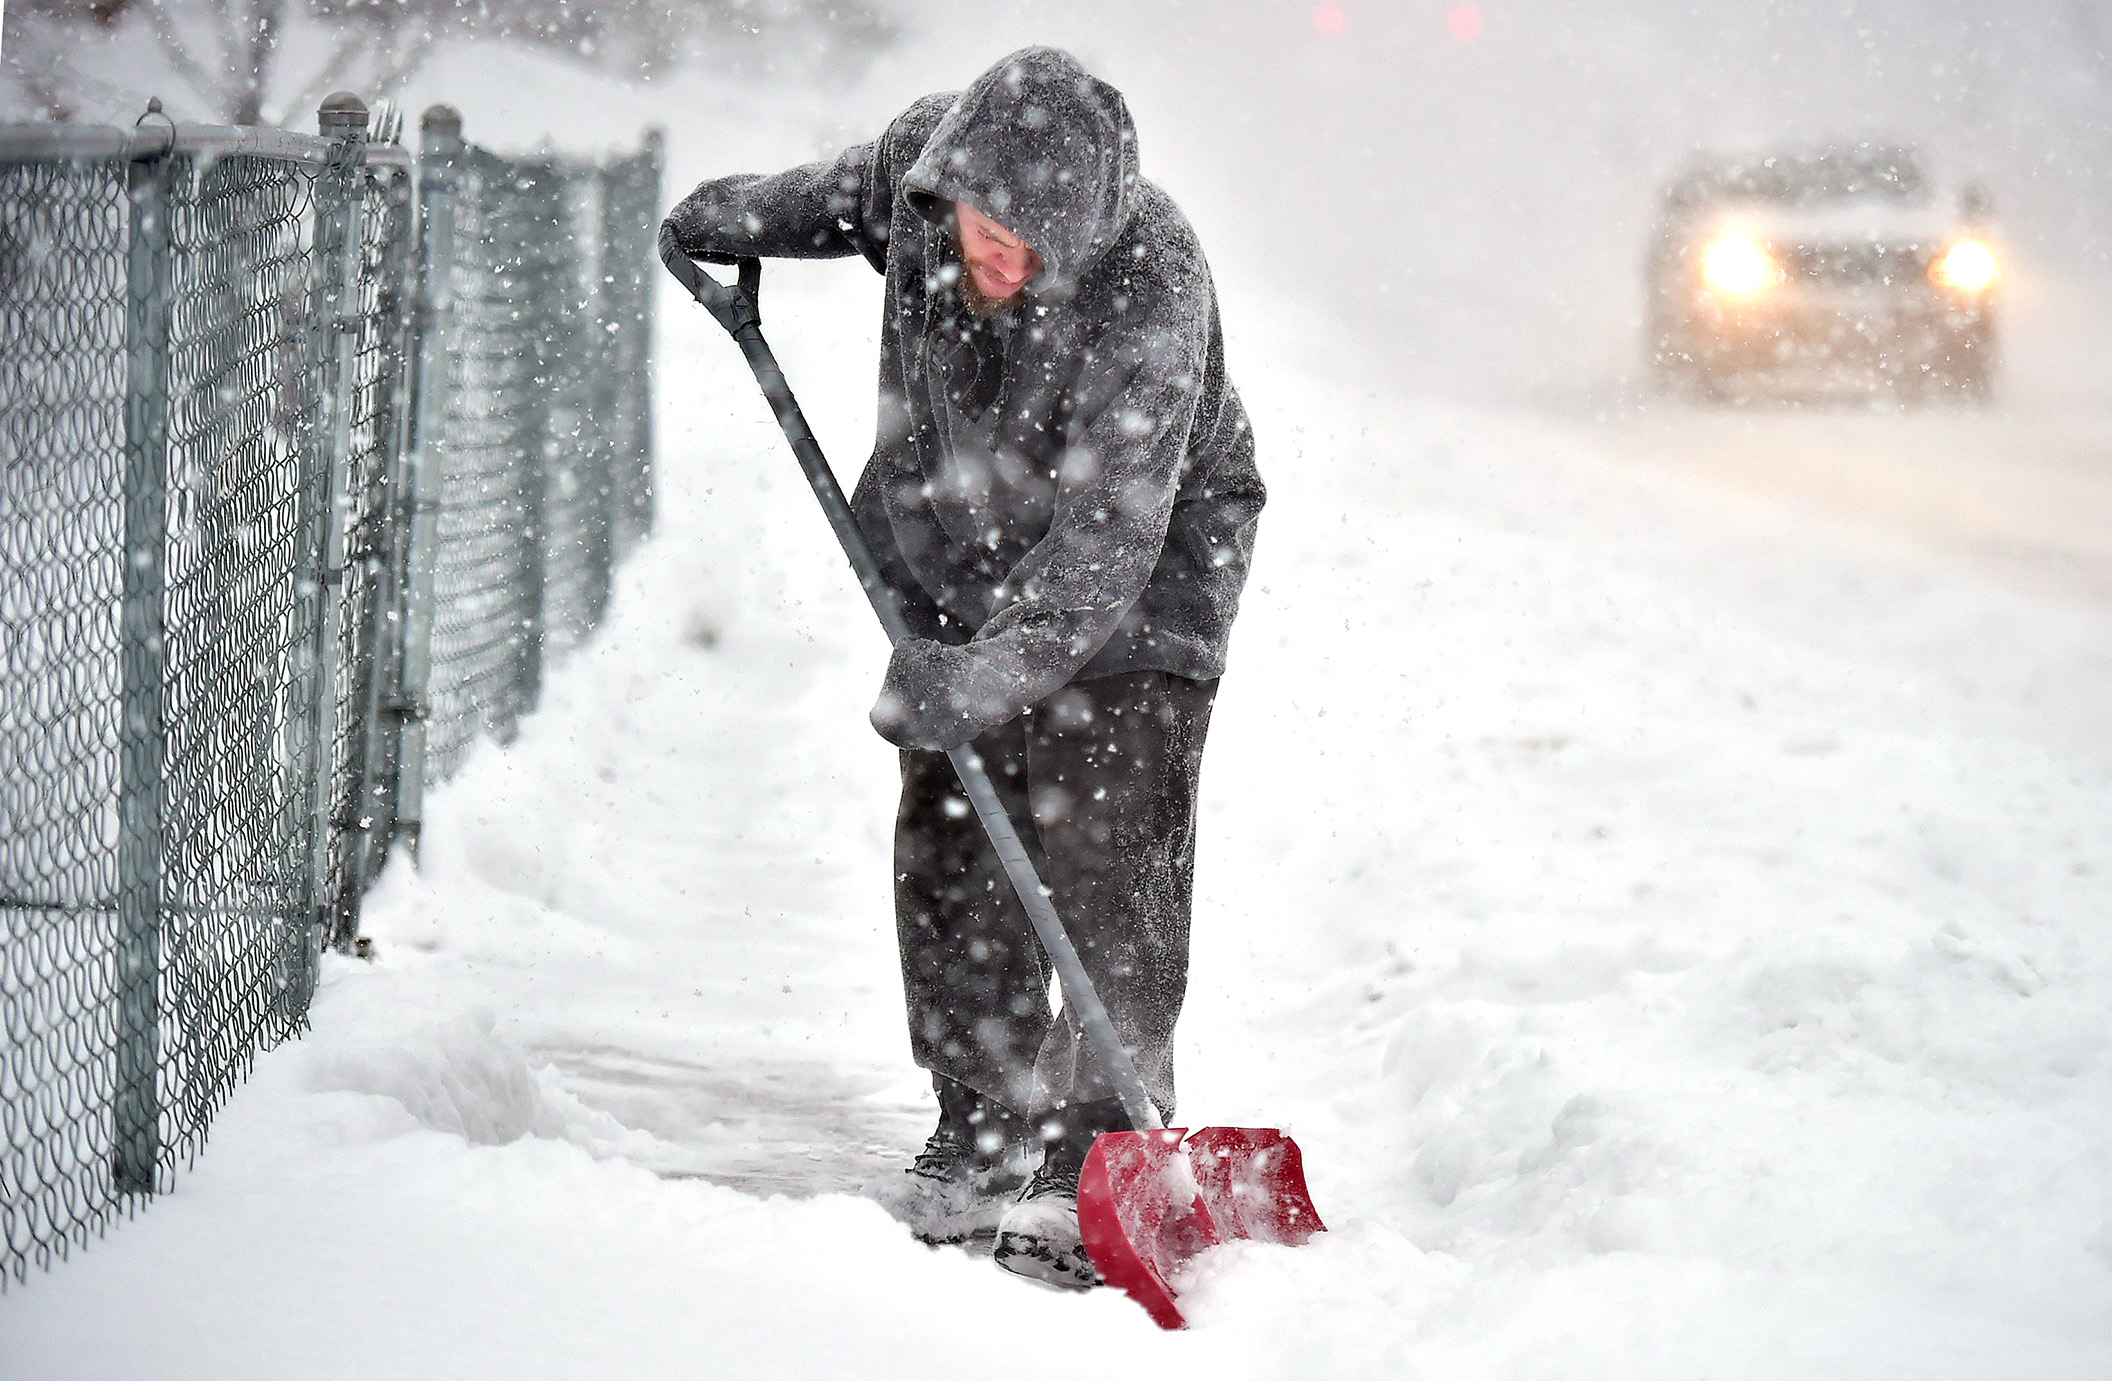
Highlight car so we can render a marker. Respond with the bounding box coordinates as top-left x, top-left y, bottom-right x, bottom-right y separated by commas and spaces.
1646, 145, 1998, 403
